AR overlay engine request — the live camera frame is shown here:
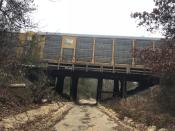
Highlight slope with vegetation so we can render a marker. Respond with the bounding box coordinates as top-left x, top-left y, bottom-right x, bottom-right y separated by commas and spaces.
0, 0, 64, 121
103, 0, 175, 130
